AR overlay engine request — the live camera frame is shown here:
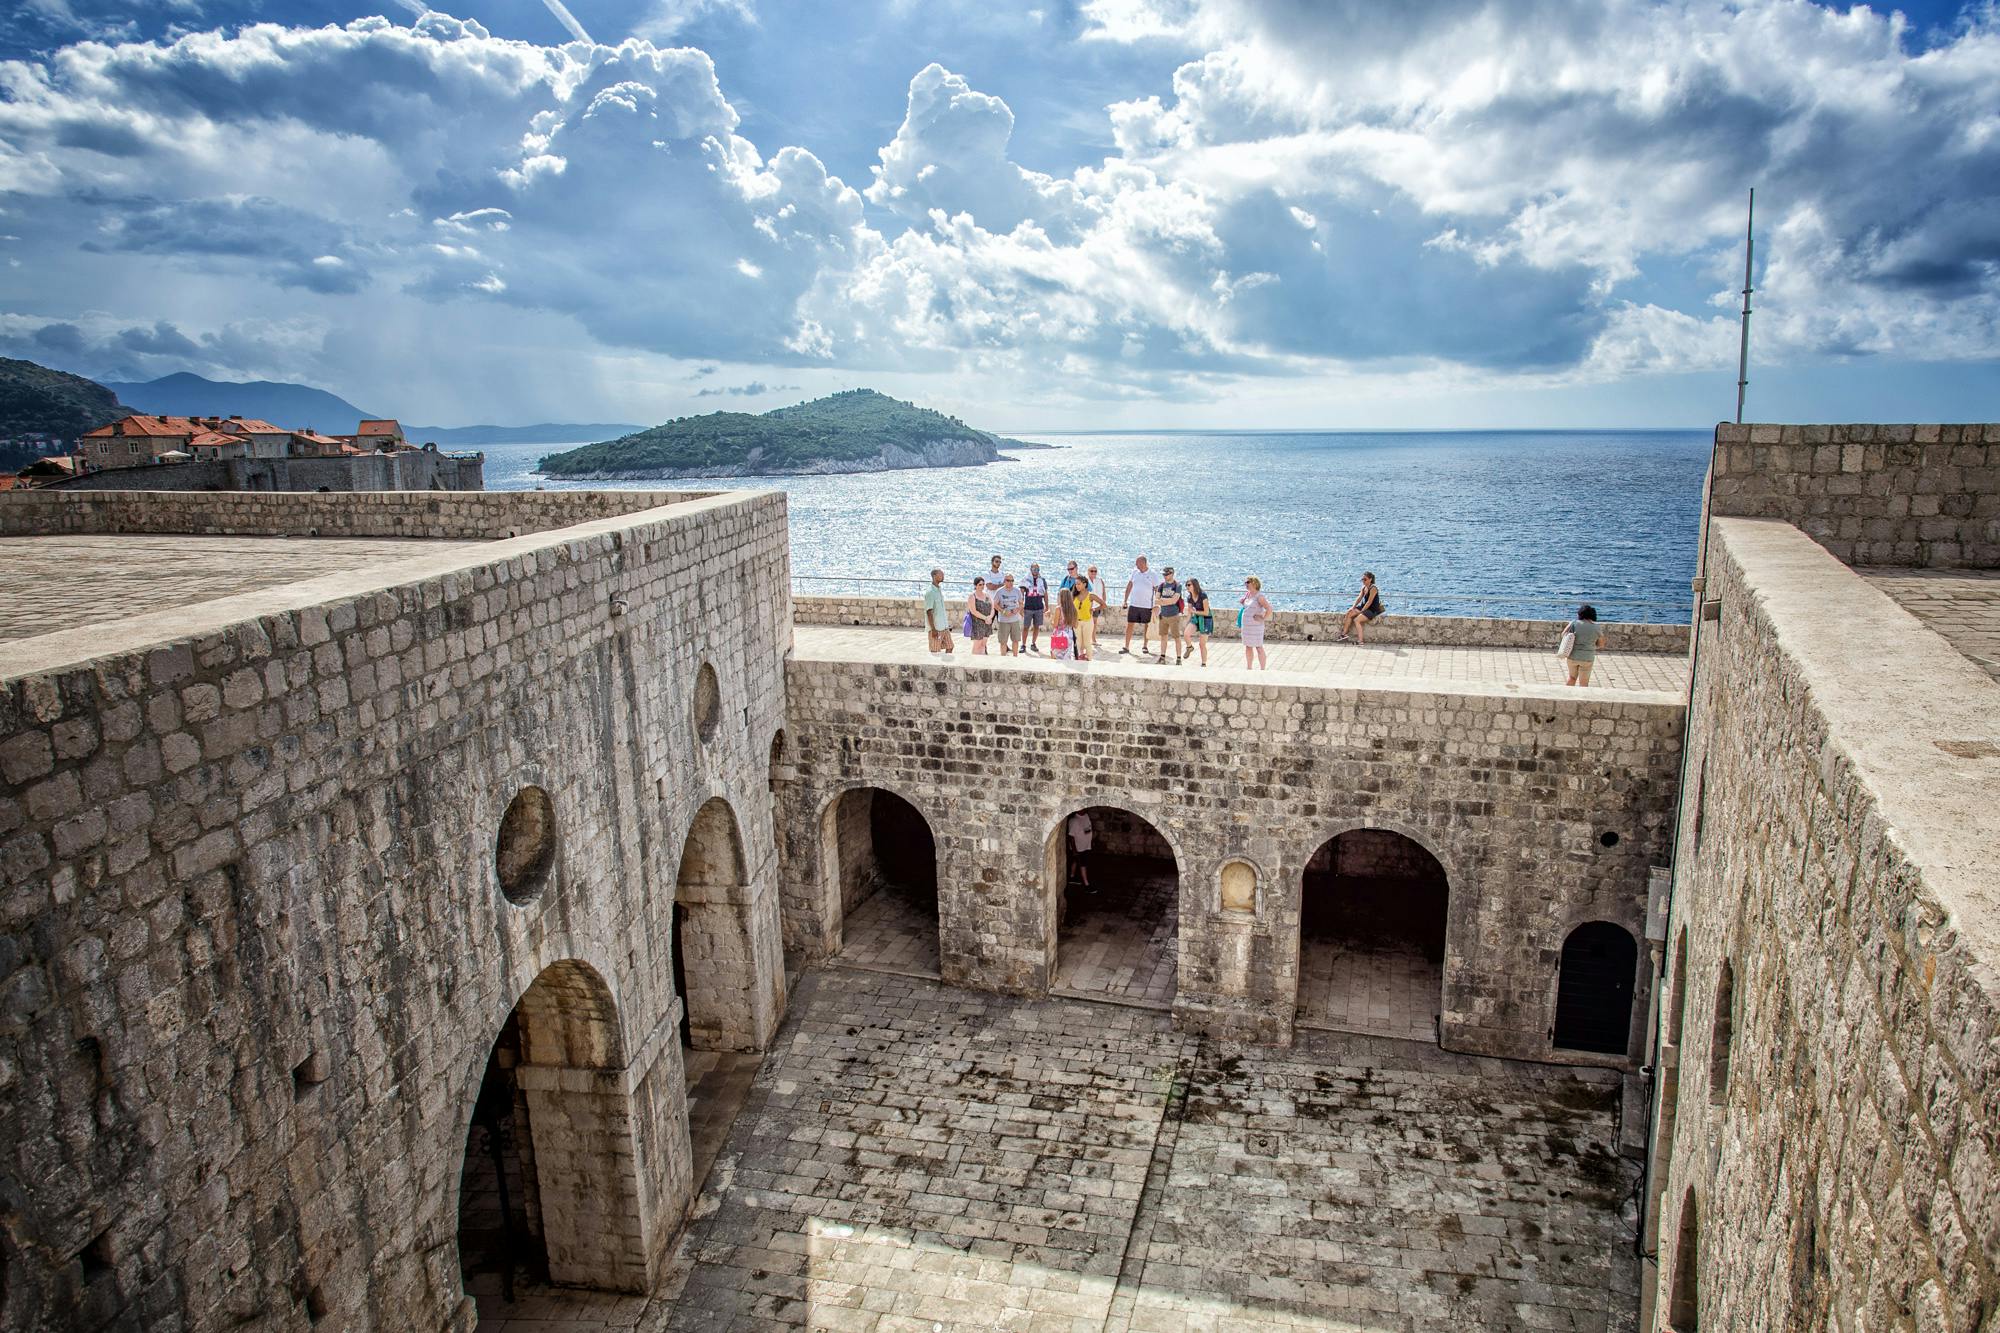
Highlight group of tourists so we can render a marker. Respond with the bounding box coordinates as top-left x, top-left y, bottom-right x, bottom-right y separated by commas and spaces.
919, 555, 1387, 671
917, 557, 1610, 686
